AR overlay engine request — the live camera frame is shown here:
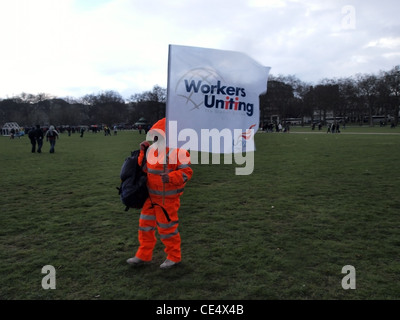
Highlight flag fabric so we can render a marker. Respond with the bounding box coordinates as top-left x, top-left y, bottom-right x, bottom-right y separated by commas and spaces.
166, 44, 270, 154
